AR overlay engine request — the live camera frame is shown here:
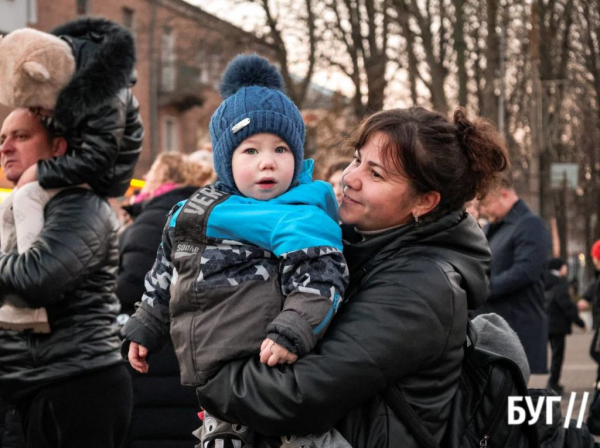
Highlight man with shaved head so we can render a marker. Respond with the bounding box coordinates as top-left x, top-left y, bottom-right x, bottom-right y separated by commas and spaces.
0, 109, 132, 447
